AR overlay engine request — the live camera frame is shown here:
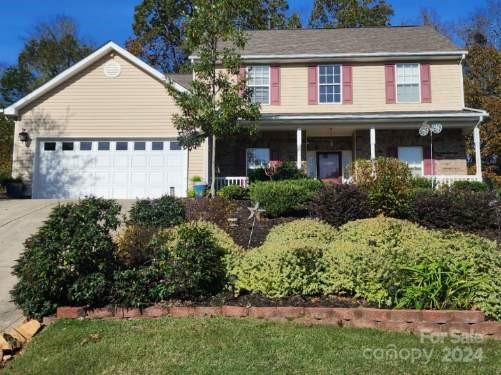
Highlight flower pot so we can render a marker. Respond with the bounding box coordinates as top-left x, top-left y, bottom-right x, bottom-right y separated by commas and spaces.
5, 182, 26, 198
193, 182, 208, 199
